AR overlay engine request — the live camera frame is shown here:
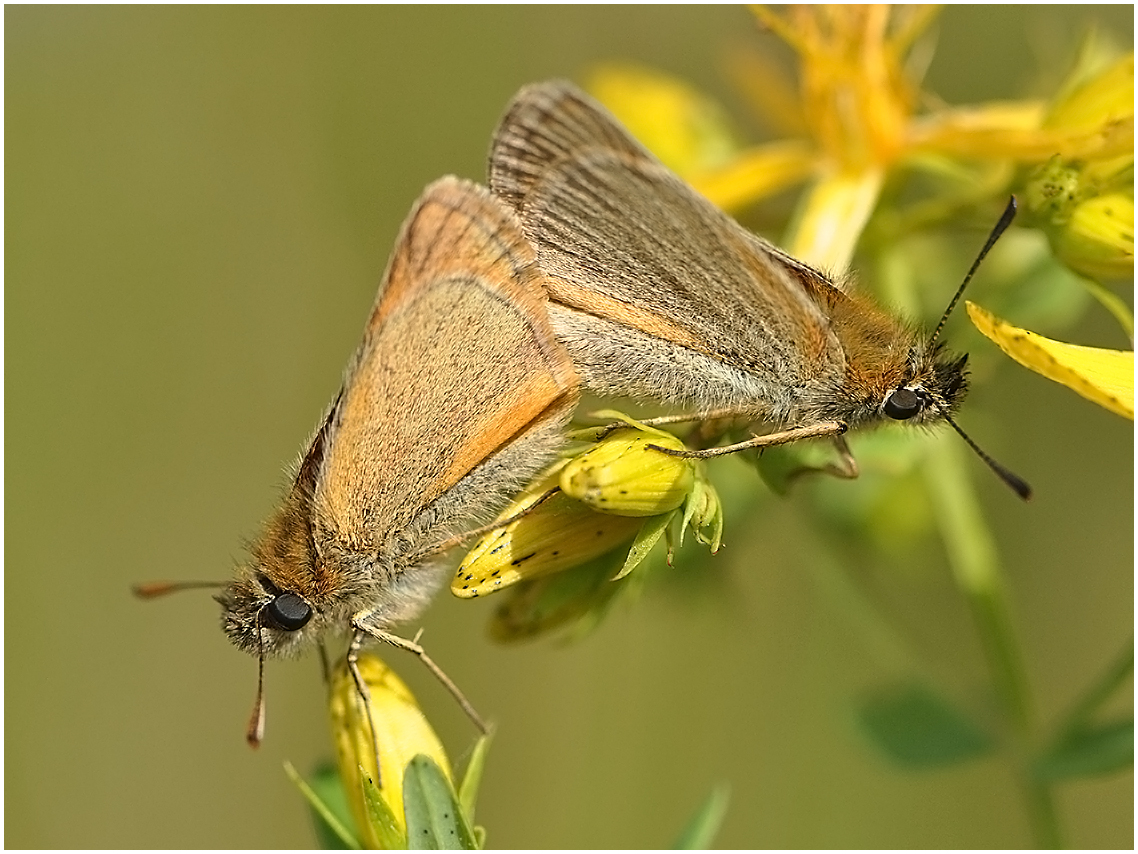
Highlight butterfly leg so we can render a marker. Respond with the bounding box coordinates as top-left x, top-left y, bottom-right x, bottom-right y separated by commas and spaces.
582, 407, 746, 441
344, 628, 385, 785
351, 615, 490, 734
646, 420, 848, 459
780, 434, 861, 486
